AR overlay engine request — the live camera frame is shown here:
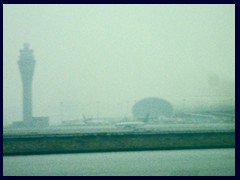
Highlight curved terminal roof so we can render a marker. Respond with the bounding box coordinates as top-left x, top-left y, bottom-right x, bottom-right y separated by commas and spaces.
132, 97, 173, 120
